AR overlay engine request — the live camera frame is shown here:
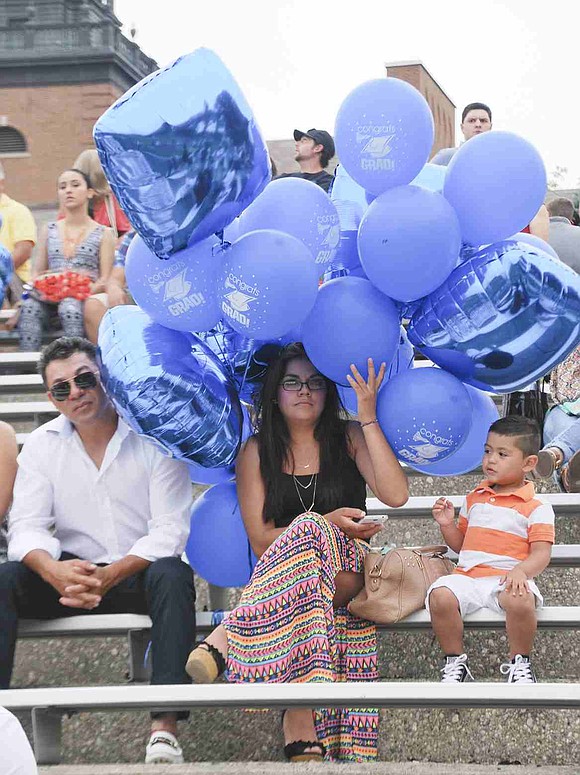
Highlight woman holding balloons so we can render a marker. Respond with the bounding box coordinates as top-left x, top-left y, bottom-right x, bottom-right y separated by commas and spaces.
186, 342, 408, 763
